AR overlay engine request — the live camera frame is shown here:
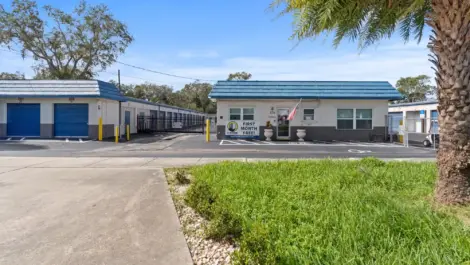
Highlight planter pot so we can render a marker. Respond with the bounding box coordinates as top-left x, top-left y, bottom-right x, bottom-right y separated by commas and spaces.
264, 128, 273, 141
296, 129, 306, 142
